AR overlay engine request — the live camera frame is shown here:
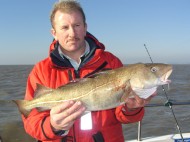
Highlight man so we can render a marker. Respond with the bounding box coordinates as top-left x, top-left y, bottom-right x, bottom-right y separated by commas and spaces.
22, 1, 155, 142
